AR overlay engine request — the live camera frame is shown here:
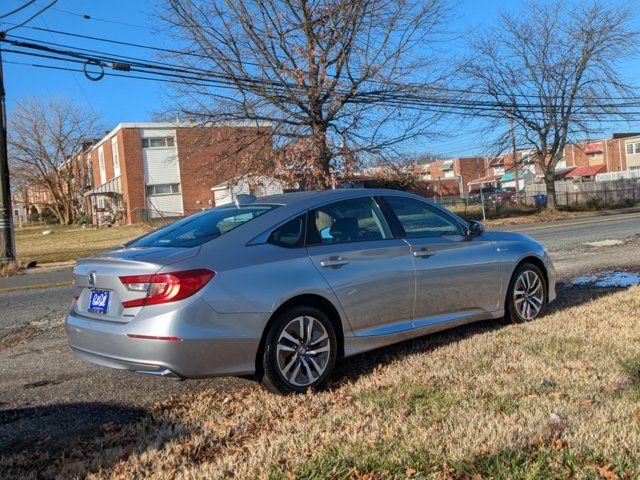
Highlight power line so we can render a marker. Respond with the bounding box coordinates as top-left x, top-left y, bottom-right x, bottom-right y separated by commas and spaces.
7, 45, 640, 121
3, 23, 640, 104
3, 0, 57, 33
4, 31, 640, 123
46, 5, 149, 29
0, 1, 37, 20
6, 35, 640, 117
